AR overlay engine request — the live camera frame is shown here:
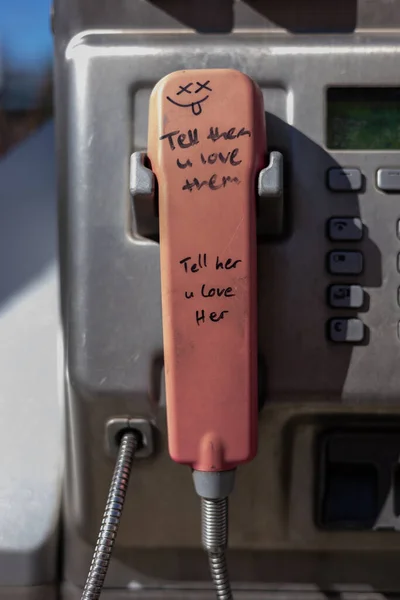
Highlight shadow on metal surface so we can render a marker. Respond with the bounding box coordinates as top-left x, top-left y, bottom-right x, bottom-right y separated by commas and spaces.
244, 0, 357, 33
147, 0, 234, 33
